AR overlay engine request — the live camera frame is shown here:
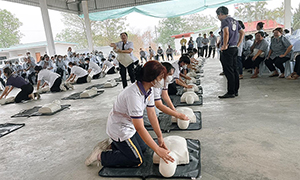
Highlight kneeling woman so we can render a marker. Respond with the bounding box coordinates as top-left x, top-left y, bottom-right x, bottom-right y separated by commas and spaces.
0, 67, 39, 103
67, 62, 89, 84
101, 58, 116, 74
35, 66, 63, 92
85, 61, 174, 167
